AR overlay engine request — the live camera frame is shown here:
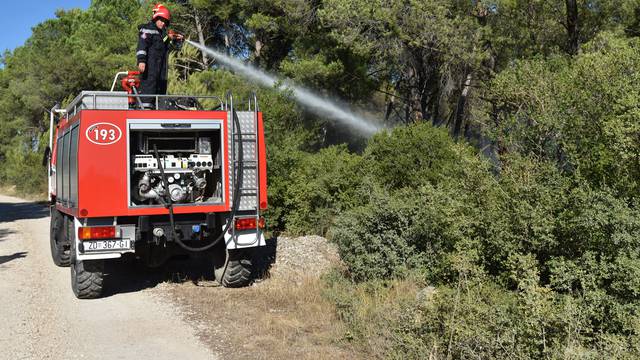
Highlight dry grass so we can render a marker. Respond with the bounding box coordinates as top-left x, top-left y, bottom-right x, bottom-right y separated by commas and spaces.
155, 263, 425, 359
0, 185, 47, 202
326, 277, 424, 358
157, 267, 363, 359
138, 235, 428, 359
